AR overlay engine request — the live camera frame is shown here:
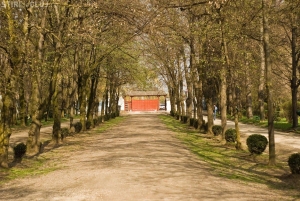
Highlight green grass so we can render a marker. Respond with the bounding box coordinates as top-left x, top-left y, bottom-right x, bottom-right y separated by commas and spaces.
159, 114, 299, 196
0, 157, 59, 185
11, 116, 78, 130
97, 116, 126, 133
239, 116, 296, 132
